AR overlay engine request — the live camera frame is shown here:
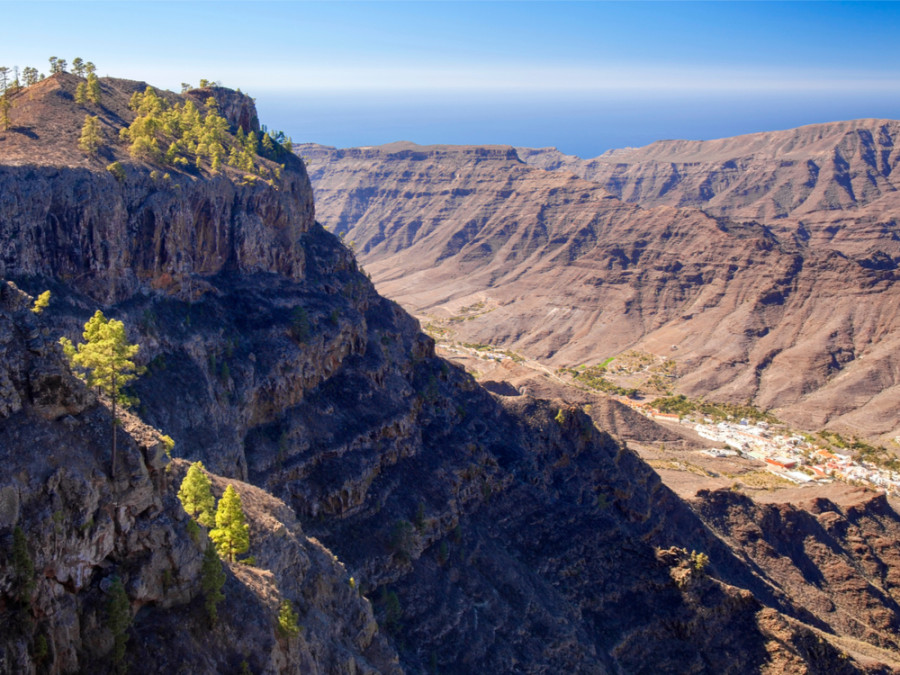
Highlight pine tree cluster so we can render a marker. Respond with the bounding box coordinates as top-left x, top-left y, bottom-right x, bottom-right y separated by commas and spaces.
118, 86, 289, 181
